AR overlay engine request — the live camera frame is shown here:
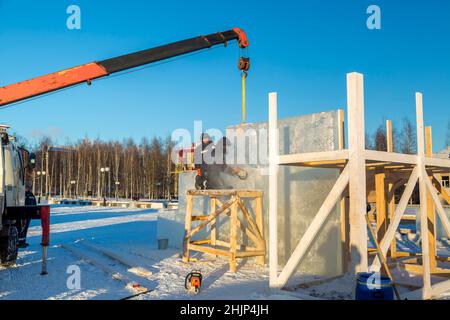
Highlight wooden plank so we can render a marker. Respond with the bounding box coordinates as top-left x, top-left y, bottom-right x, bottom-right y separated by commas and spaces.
236, 197, 263, 242
425, 126, 437, 270
191, 216, 210, 221
210, 197, 217, 247
386, 119, 397, 260
229, 200, 238, 272
364, 149, 418, 165
188, 244, 231, 257
236, 250, 265, 258
386, 120, 393, 153
186, 197, 236, 239
403, 264, 450, 276
425, 157, 450, 169
186, 189, 262, 197
277, 164, 350, 288
183, 194, 193, 262
268, 91, 279, 288
375, 171, 387, 241
347, 72, 368, 273
255, 194, 265, 265
371, 166, 419, 270
416, 92, 432, 300
278, 150, 349, 166
388, 181, 397, 260
190, 239, 212, 245
215, 240, 260, 252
